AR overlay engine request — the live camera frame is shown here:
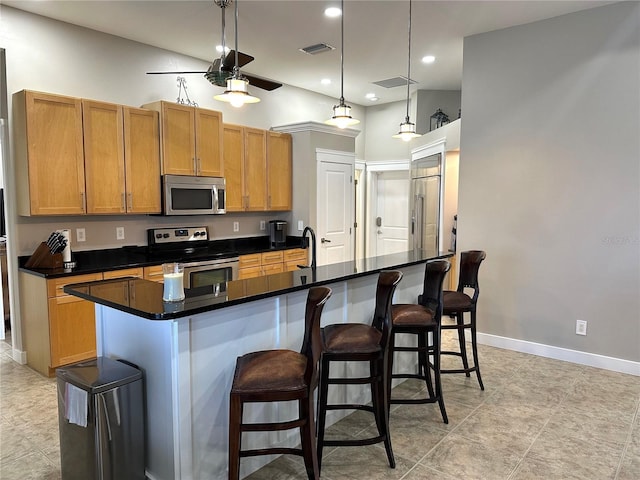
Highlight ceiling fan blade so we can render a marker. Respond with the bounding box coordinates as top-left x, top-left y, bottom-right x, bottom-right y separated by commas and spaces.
244, 74, 283, 91
147, 71, 207, 75
221, 50, 254, 70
